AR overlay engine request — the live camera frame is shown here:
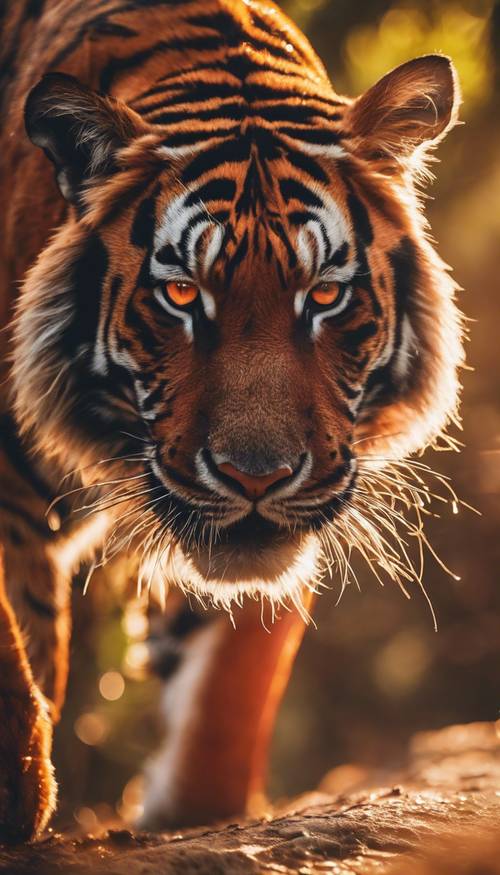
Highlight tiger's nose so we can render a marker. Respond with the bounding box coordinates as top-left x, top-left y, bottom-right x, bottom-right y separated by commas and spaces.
217, 461, 293, 499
